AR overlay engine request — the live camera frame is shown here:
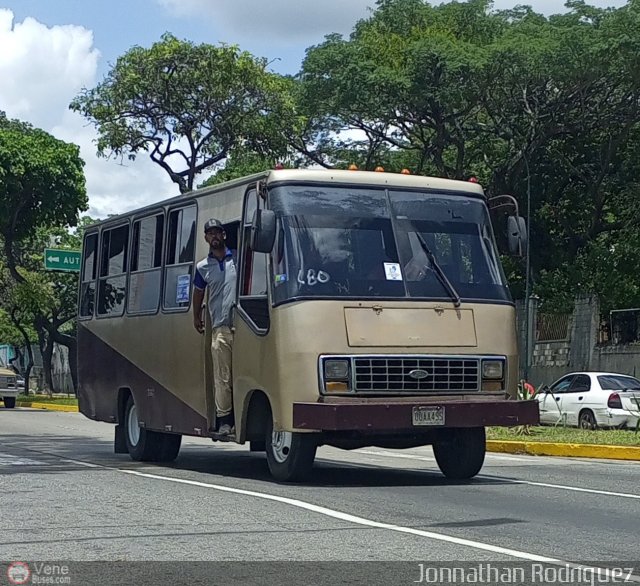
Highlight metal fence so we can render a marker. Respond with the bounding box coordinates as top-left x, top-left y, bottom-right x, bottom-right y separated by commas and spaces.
536, 313, 571, 342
